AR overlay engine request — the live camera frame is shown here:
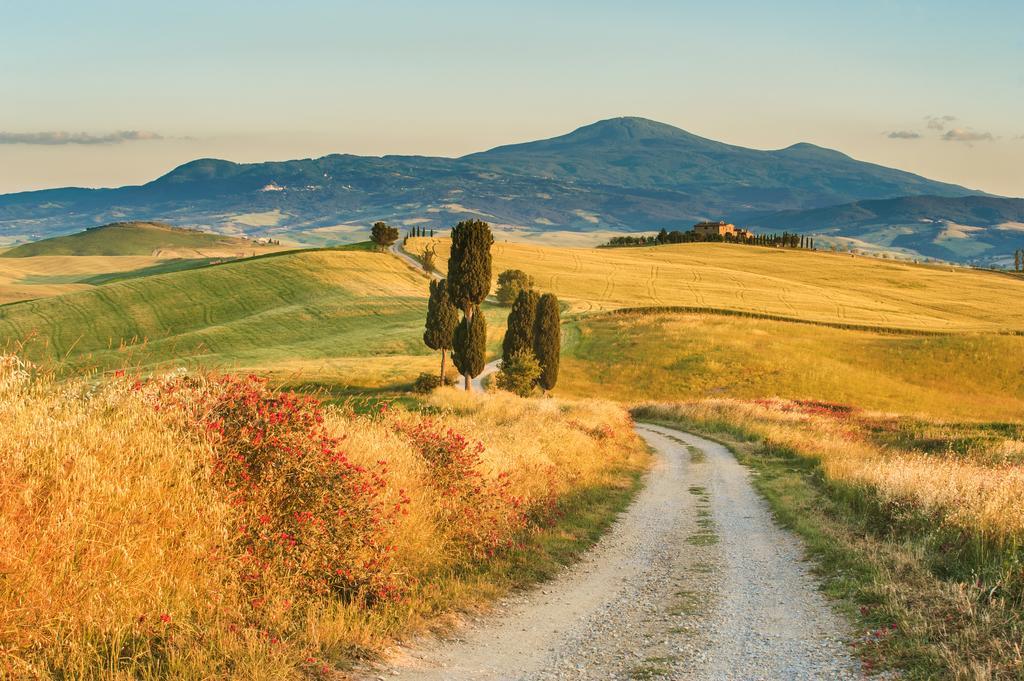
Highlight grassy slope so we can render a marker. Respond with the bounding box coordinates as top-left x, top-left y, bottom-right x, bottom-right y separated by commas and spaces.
0, 254, 167, 305
0, 248, 507, 389
0, 221, 269, 258
408, 238, 1024, 332
560, 312, 1024, 420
